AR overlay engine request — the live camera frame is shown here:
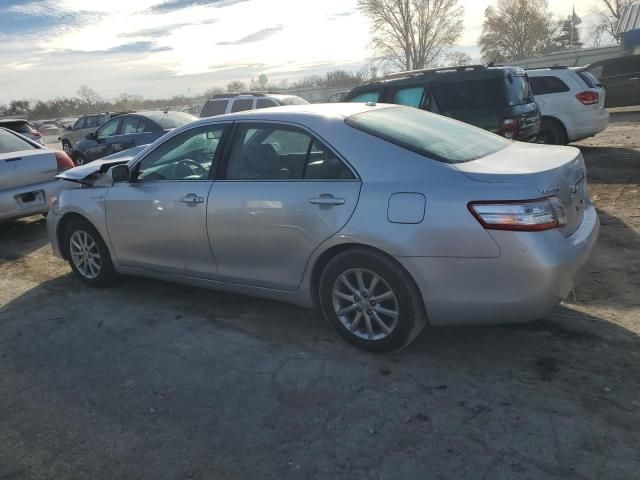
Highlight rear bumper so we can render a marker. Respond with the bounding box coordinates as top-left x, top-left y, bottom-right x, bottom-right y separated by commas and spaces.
0, 179, 65, 222
559, 110, 609, 141
397, 201, 600, 326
